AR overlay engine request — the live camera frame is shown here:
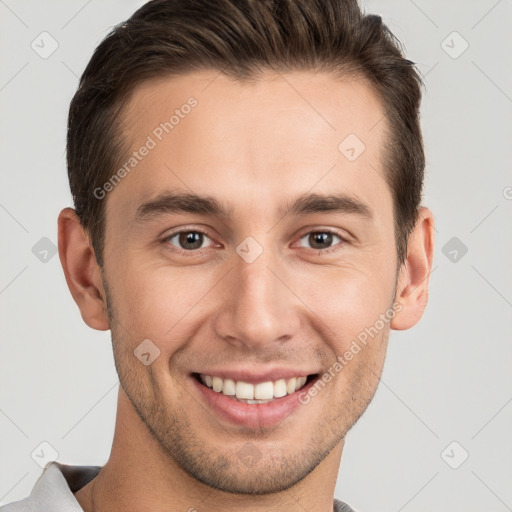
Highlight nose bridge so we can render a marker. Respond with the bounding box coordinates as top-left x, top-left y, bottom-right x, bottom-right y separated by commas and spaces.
214, 238, 299, 348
